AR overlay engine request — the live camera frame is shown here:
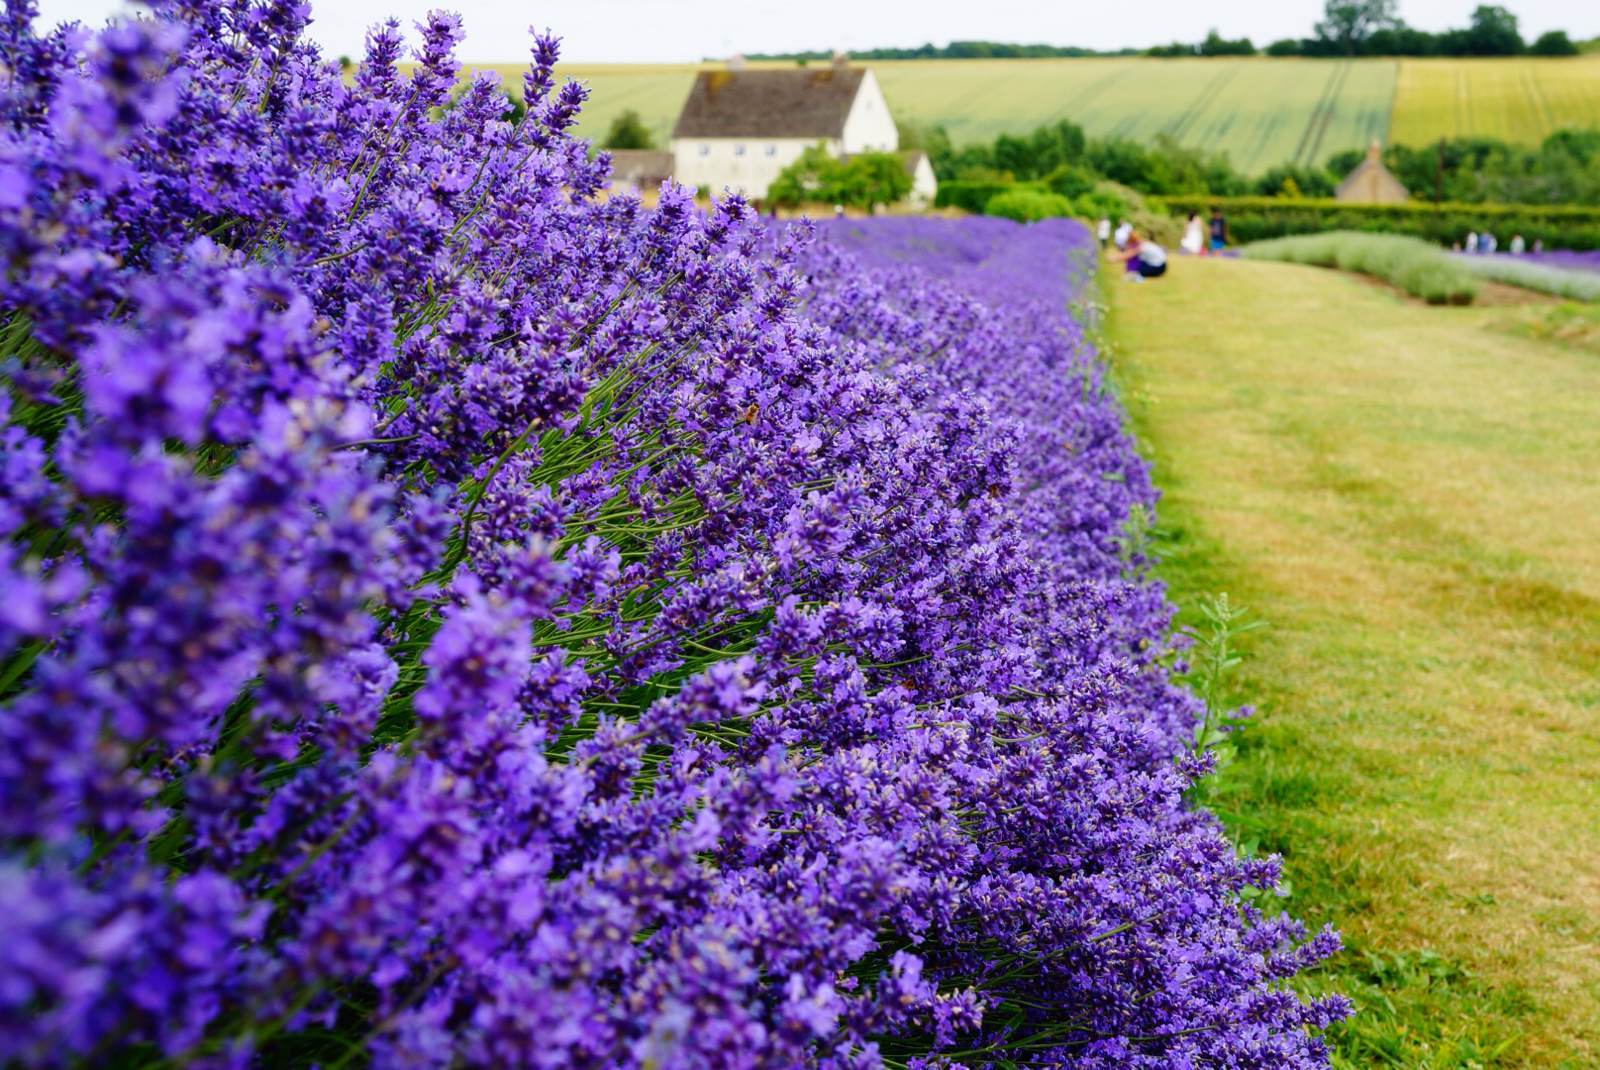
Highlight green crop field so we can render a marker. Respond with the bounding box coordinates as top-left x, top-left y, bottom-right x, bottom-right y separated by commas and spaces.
873, 57, 1399, 173
1389, 56, 1600, 146
455, 55, 1600, 175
